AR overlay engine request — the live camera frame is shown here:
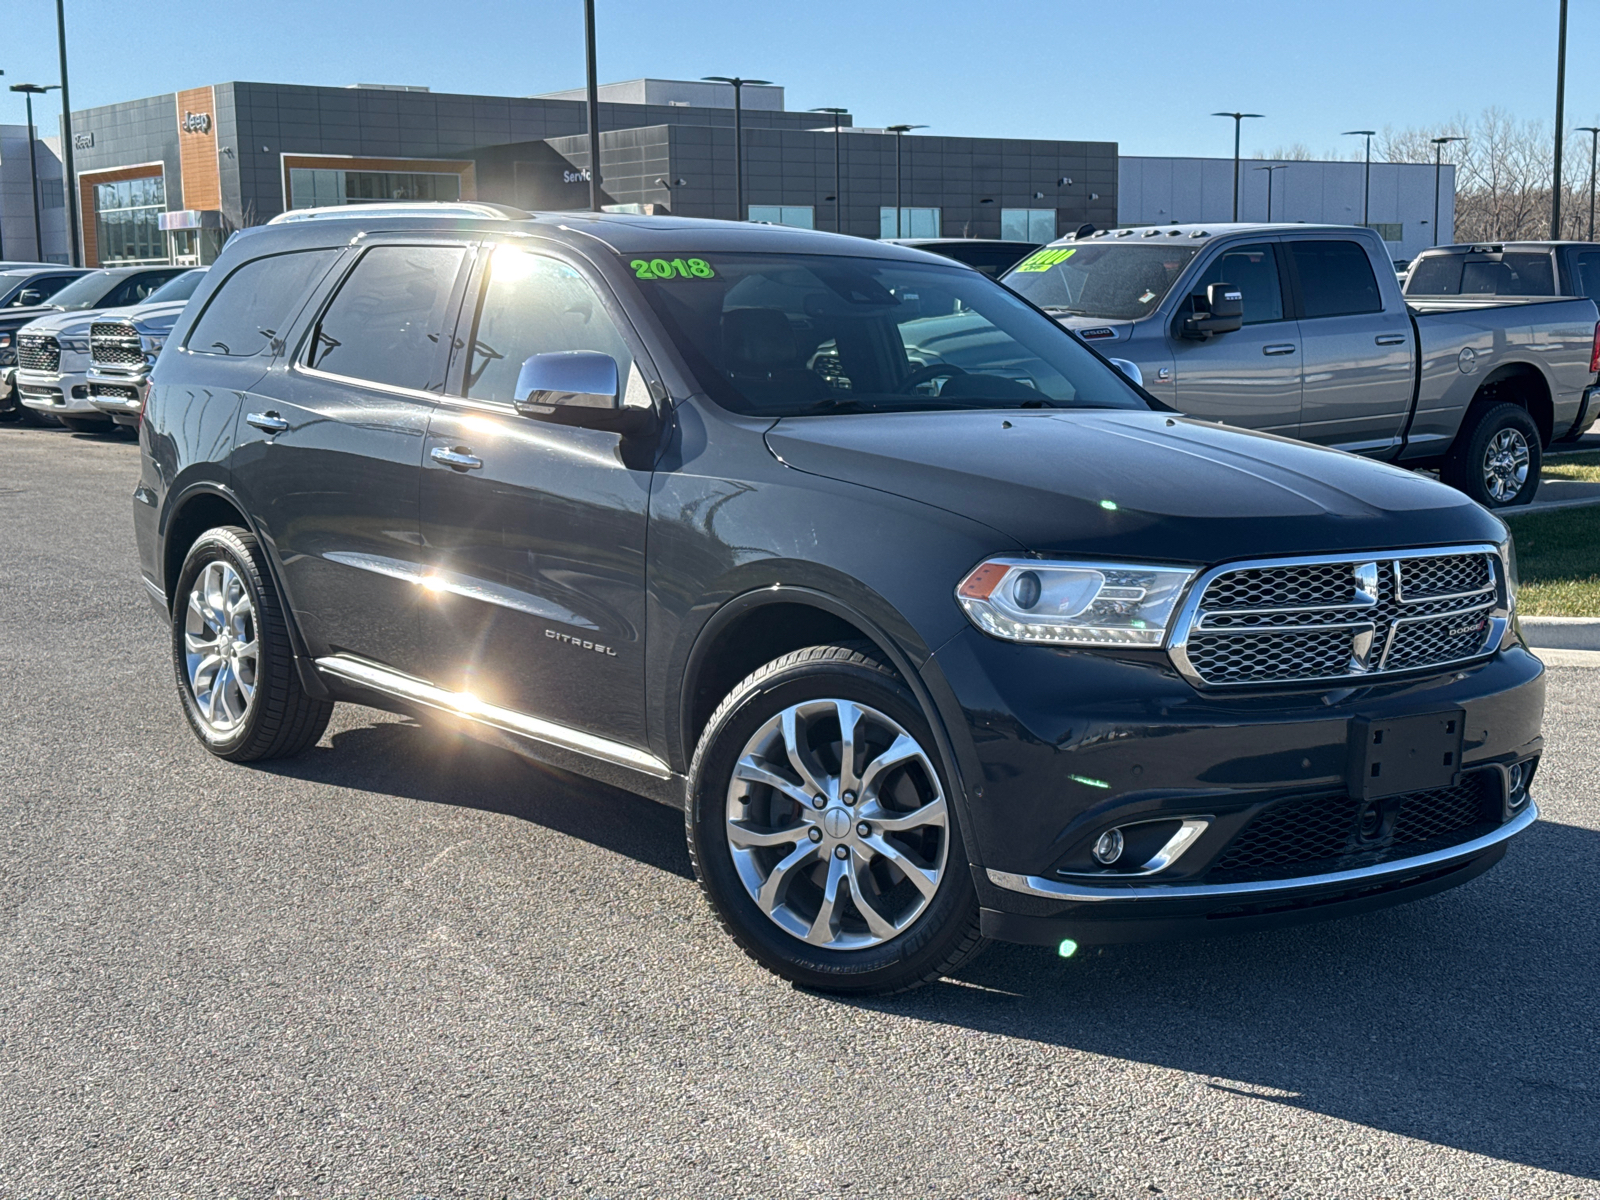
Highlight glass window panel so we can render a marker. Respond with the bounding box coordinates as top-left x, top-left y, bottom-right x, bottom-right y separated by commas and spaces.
307, 244, 465, 391
879, 207, 942, 238
188, 249, 339, 357
1185, 242, 1285, 325
1289, 239, 1383, 318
